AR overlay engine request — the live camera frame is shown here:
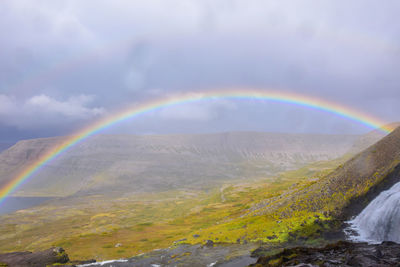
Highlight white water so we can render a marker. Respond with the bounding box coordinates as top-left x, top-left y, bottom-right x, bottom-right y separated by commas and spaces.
78, 259, 128, 266
347, 181, 400, 243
